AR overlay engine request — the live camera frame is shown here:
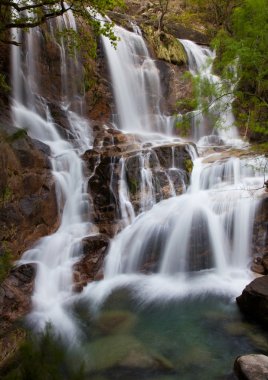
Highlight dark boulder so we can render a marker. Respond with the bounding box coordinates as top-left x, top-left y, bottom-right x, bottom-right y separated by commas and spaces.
236, 276, 268, 325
